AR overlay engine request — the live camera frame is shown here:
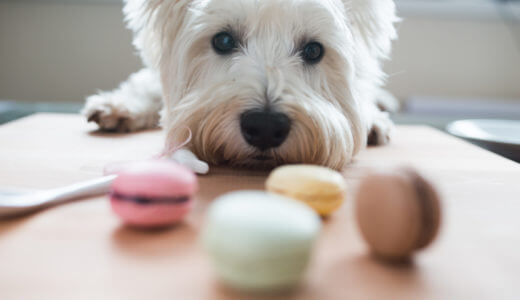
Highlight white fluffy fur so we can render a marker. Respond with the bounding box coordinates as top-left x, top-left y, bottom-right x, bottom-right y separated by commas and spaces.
83, 0, 398, 173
